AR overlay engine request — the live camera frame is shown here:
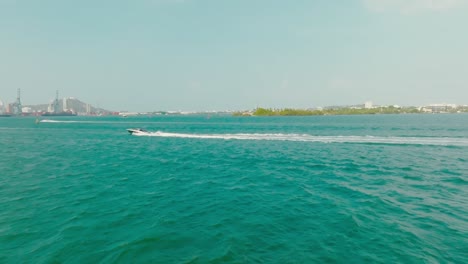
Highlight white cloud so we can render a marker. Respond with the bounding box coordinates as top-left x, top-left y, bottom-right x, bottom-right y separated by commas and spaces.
363, 0, 468, 13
